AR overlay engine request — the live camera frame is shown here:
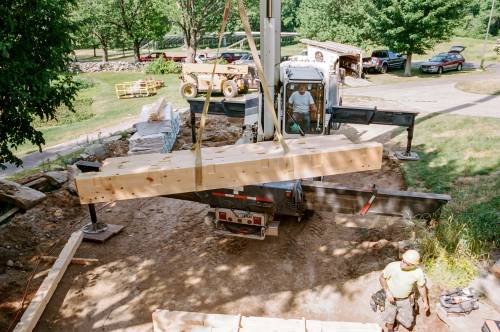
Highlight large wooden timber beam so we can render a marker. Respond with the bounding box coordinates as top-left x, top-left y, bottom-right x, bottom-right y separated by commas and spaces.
76, 136, 383, 204
152, 309, 383, 332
